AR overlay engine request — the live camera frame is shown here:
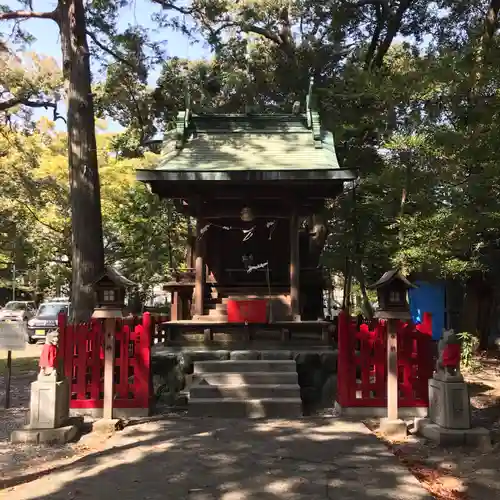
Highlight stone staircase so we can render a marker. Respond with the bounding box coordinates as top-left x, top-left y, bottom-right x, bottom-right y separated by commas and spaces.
191, 297, 228, 322
188, 359, 303, 418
